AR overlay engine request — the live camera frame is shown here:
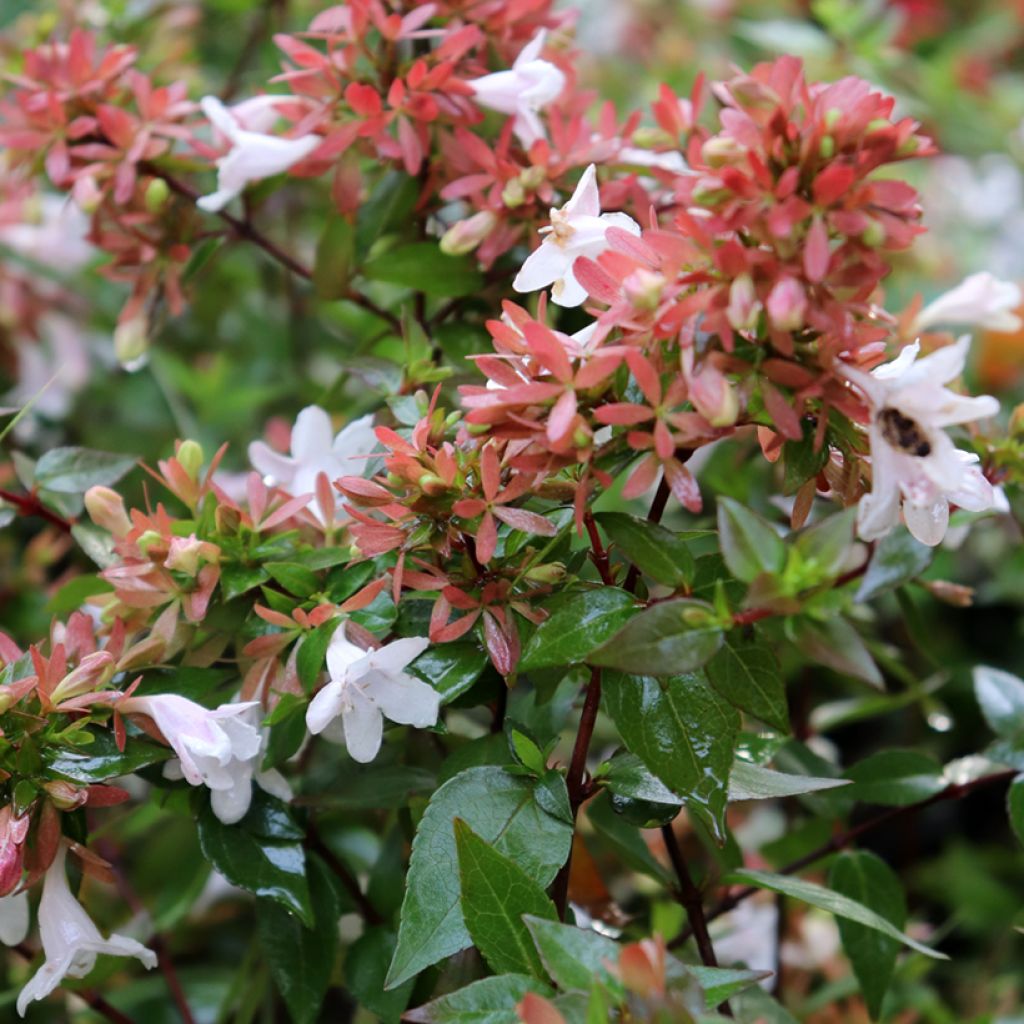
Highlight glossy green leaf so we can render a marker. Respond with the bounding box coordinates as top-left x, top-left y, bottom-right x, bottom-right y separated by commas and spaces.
523, 915, 620, 991
688, 965, 771, 1009
828, 851, 906, 1019
296, 619, 341, 693
596, 511, 695, 586
345, 927, 415, 1023
42, 728, 170, 783
855, 529, 933, 602
313, 216, 355, 300
258, 855, 341, 1024
717, 498, 785, 582
403, 975, 553, 1023
973, 665, 1024, 739
46, 575, 113, 615
265, 562, 320, 599
844, 750, 945, 806
197, 794, 312, 925
602, 673, 738, 842
520, 589, 637, 672
589, 600, 724, 676
363, 242, 484, 298
386, 767, 572, 989
220, 564, 270, 602
791, 508, 856, 579
706, 634, 789, 731
1008, 776, 1024, 847
410, 643, 488, 703
791, 617, 883, 688
455, 819, 557, 978
726, 869, 945, 959
34, 446, 136, 493
728, 760, 850, 801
